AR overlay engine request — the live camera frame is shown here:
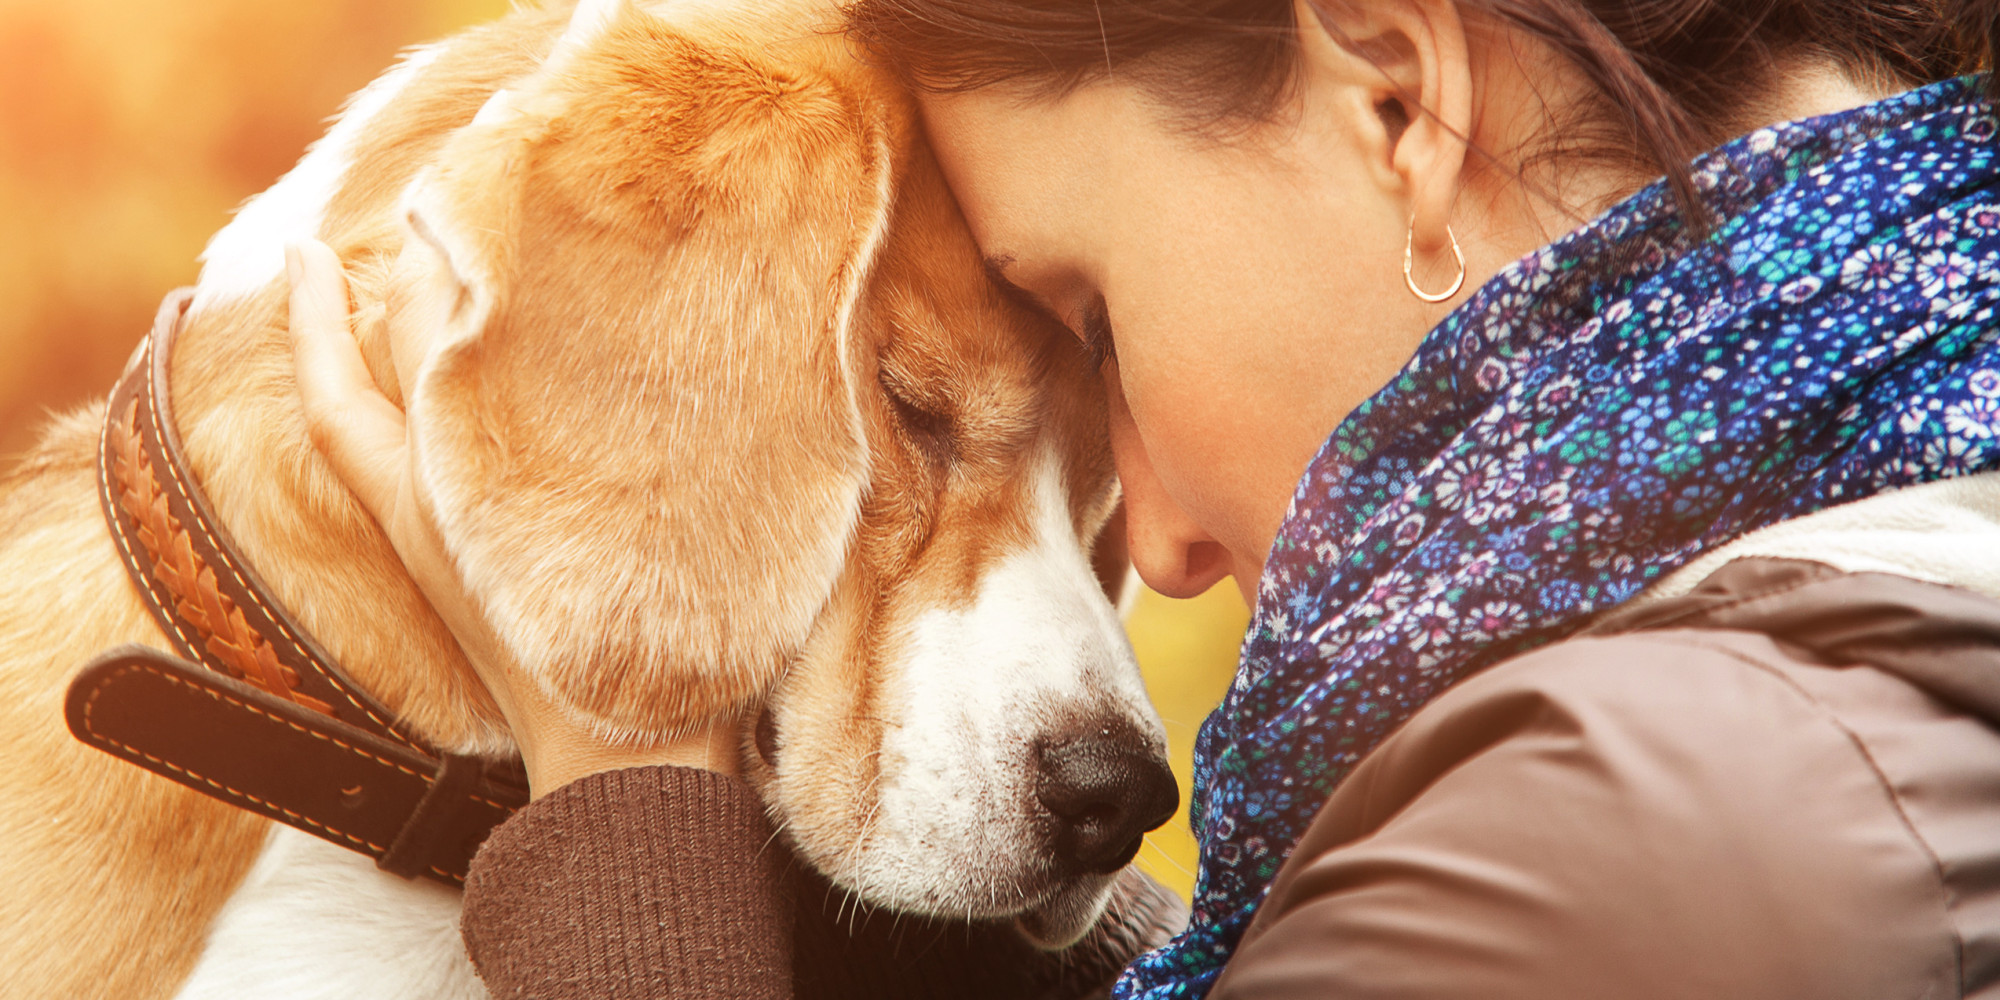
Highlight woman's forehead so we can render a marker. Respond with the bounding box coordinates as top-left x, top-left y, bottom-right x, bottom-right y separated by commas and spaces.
918, 92, 1078, 268
917, 85, 1161, 284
